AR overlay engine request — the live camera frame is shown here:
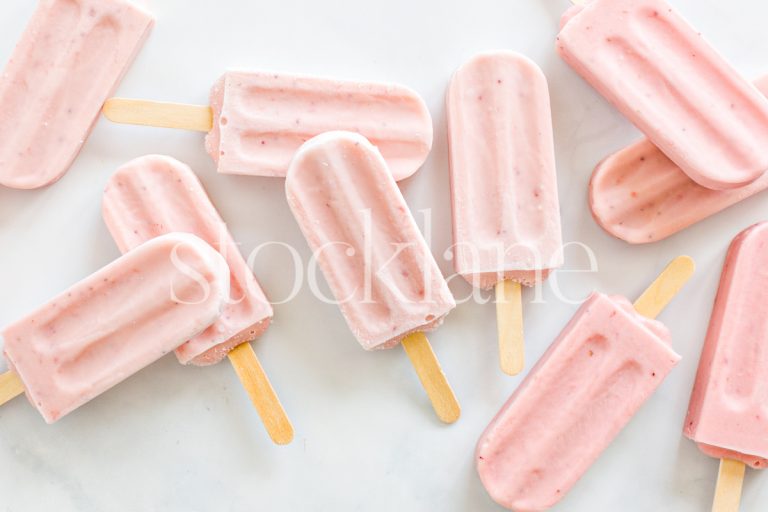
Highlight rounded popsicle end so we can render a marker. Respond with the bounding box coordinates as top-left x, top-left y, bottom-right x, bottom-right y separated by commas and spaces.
587, 154, 643, 244
558, 4, 585, 31
588, 148, 665, 245
286, 131, 385, 193
0, 164, 69, 190
475, 447, 557, 512
386, 82, 433, 182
